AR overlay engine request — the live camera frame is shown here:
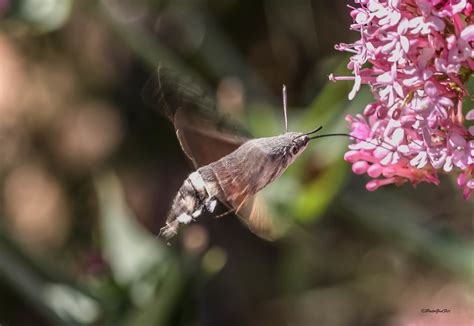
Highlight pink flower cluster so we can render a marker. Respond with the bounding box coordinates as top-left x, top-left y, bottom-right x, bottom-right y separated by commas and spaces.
331, 0, 474, 199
